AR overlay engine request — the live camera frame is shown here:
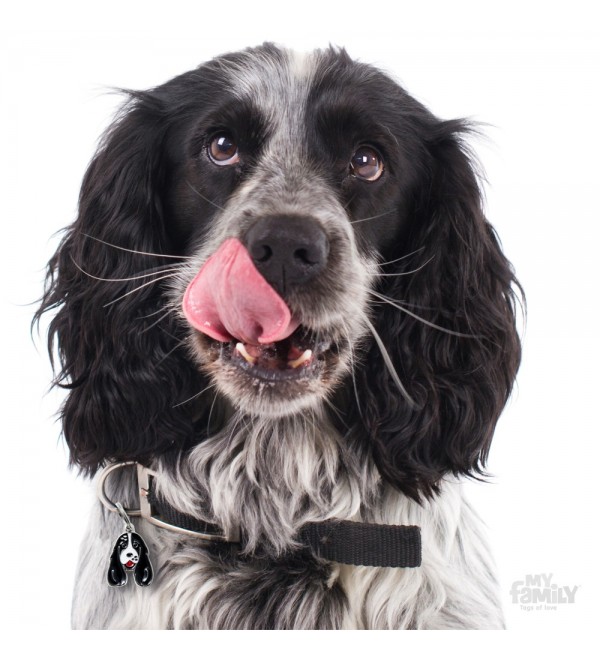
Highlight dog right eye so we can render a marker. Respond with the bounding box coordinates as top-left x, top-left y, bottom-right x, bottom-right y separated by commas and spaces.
350, 145, 384, 182
208, 132, 240, 166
